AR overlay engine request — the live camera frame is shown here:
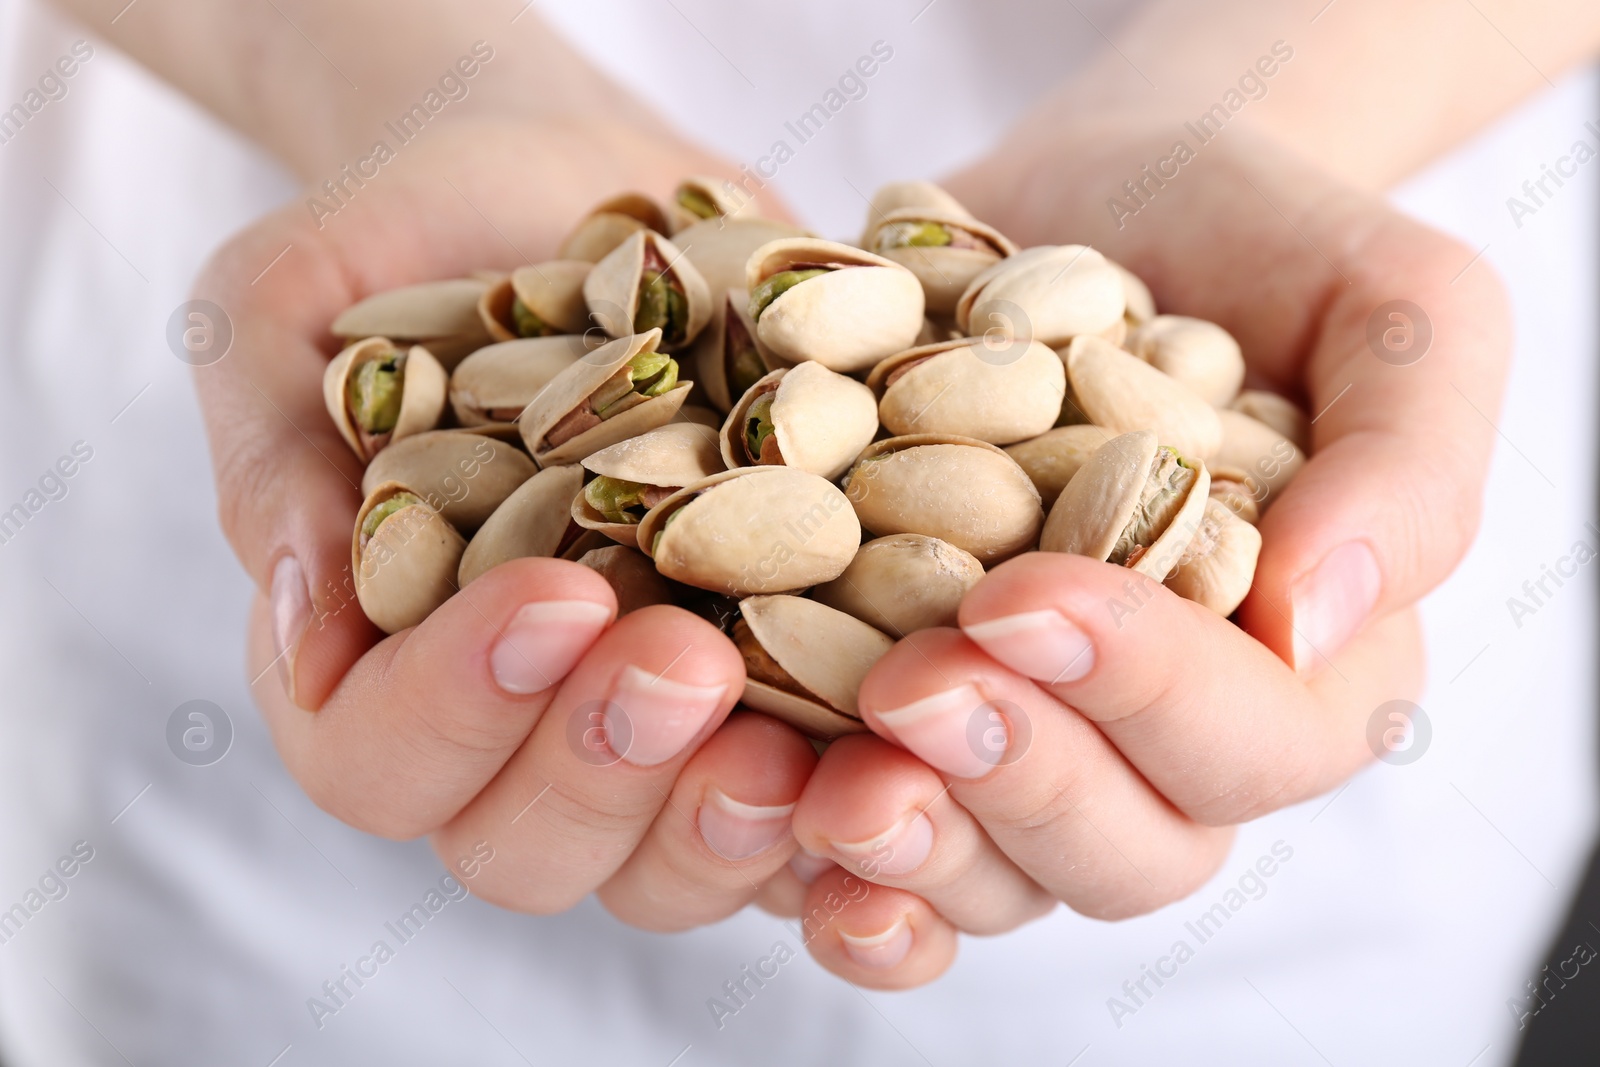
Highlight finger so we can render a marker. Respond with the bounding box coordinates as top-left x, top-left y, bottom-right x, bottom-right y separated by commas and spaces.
432, 606, 744, 915
793, 735, 1055, 934
859, 627, 1232, 916
959, 553, 1423, 825
797, 867, 957, 991
248, 558, 616, 838
597, 712, 818, 932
